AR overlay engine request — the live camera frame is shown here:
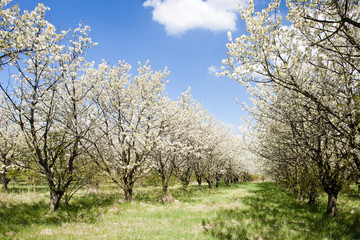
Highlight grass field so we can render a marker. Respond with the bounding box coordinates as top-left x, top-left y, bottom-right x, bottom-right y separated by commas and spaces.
0, 182, 359, 239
